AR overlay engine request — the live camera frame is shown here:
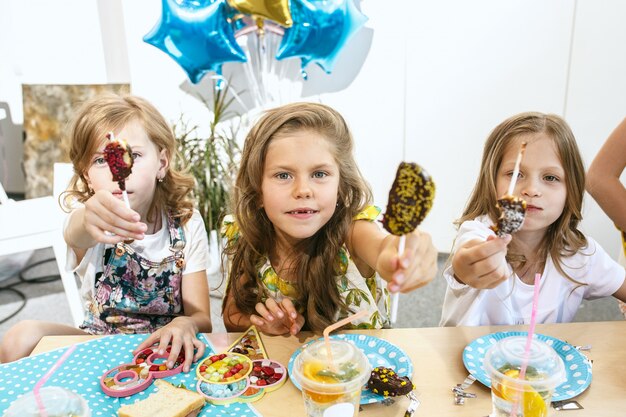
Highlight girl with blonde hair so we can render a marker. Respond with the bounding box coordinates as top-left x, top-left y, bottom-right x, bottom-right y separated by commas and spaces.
440, 112, 626, 326
0, 94, 212, 370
